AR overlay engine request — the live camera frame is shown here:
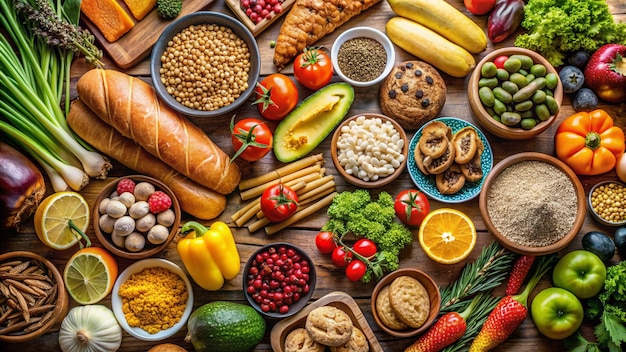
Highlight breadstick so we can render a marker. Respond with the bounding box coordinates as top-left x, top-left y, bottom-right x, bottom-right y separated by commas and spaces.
299, 187, 336, 207
247, 217, 270, 234
238, 154, 323, 190
240, 164, 321, 200
265, 192, 337, 235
